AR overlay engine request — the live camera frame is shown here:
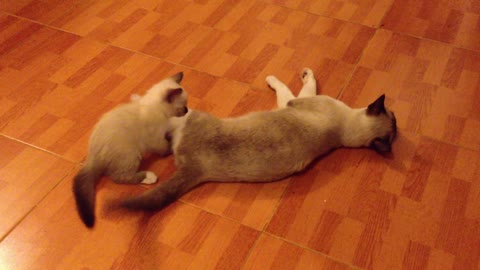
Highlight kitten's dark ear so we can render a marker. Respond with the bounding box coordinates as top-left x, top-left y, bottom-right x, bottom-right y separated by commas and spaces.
171, 72, 183, 83
371, 138, 391, 153
367, 94, 386, 115
165, 88, 183, 103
